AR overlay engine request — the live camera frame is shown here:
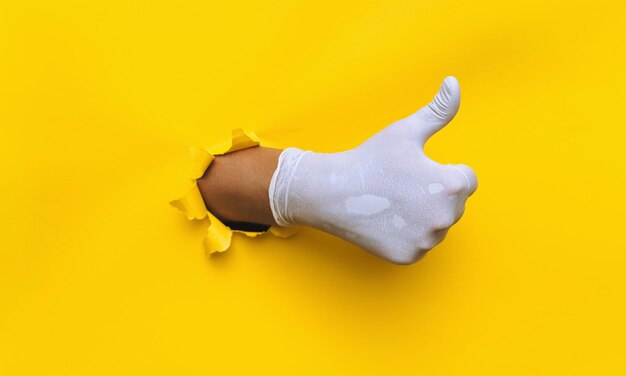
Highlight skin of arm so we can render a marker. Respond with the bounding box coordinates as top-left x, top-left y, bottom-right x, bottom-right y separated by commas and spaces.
196, 145, 283, 227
